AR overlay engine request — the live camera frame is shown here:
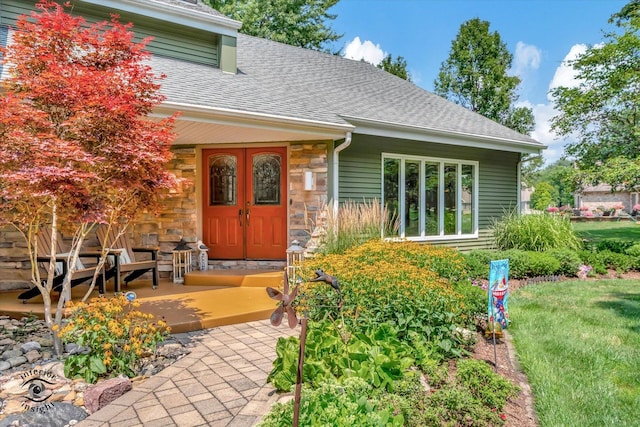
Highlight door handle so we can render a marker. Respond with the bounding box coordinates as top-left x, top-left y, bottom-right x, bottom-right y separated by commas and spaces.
239, 209, 243, 226
246, 201, 250, 226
